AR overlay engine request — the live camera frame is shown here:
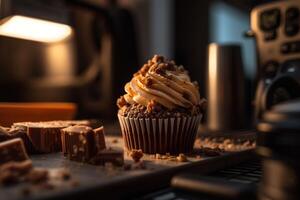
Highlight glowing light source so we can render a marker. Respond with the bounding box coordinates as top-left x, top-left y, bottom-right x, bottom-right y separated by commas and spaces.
0, 15, 72, 43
